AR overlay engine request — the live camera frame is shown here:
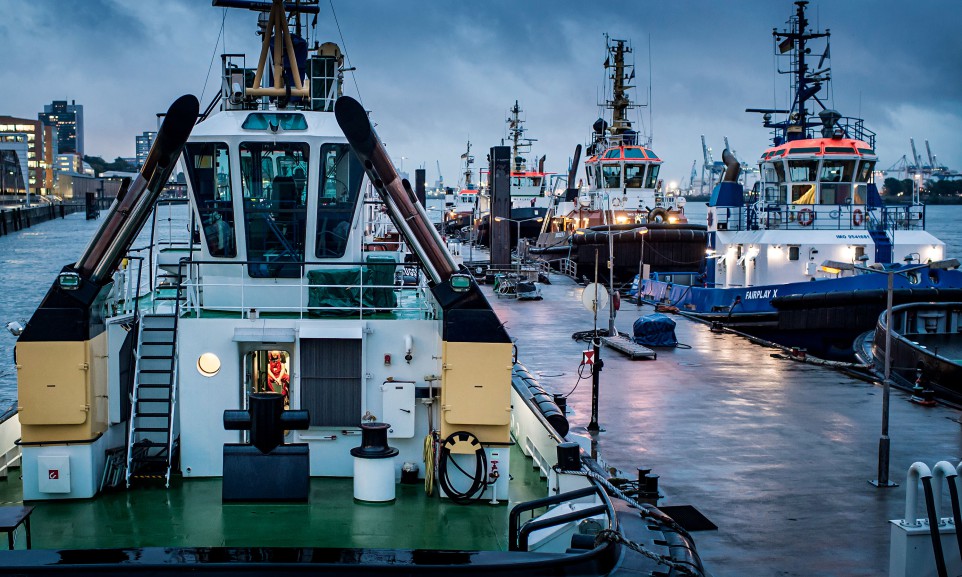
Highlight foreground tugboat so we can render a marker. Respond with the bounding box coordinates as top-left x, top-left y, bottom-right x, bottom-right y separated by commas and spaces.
0, 2, 704, 574
639, 1, 962, 359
